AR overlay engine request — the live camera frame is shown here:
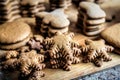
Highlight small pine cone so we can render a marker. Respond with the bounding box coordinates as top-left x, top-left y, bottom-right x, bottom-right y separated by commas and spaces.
5, 51, 19, 60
